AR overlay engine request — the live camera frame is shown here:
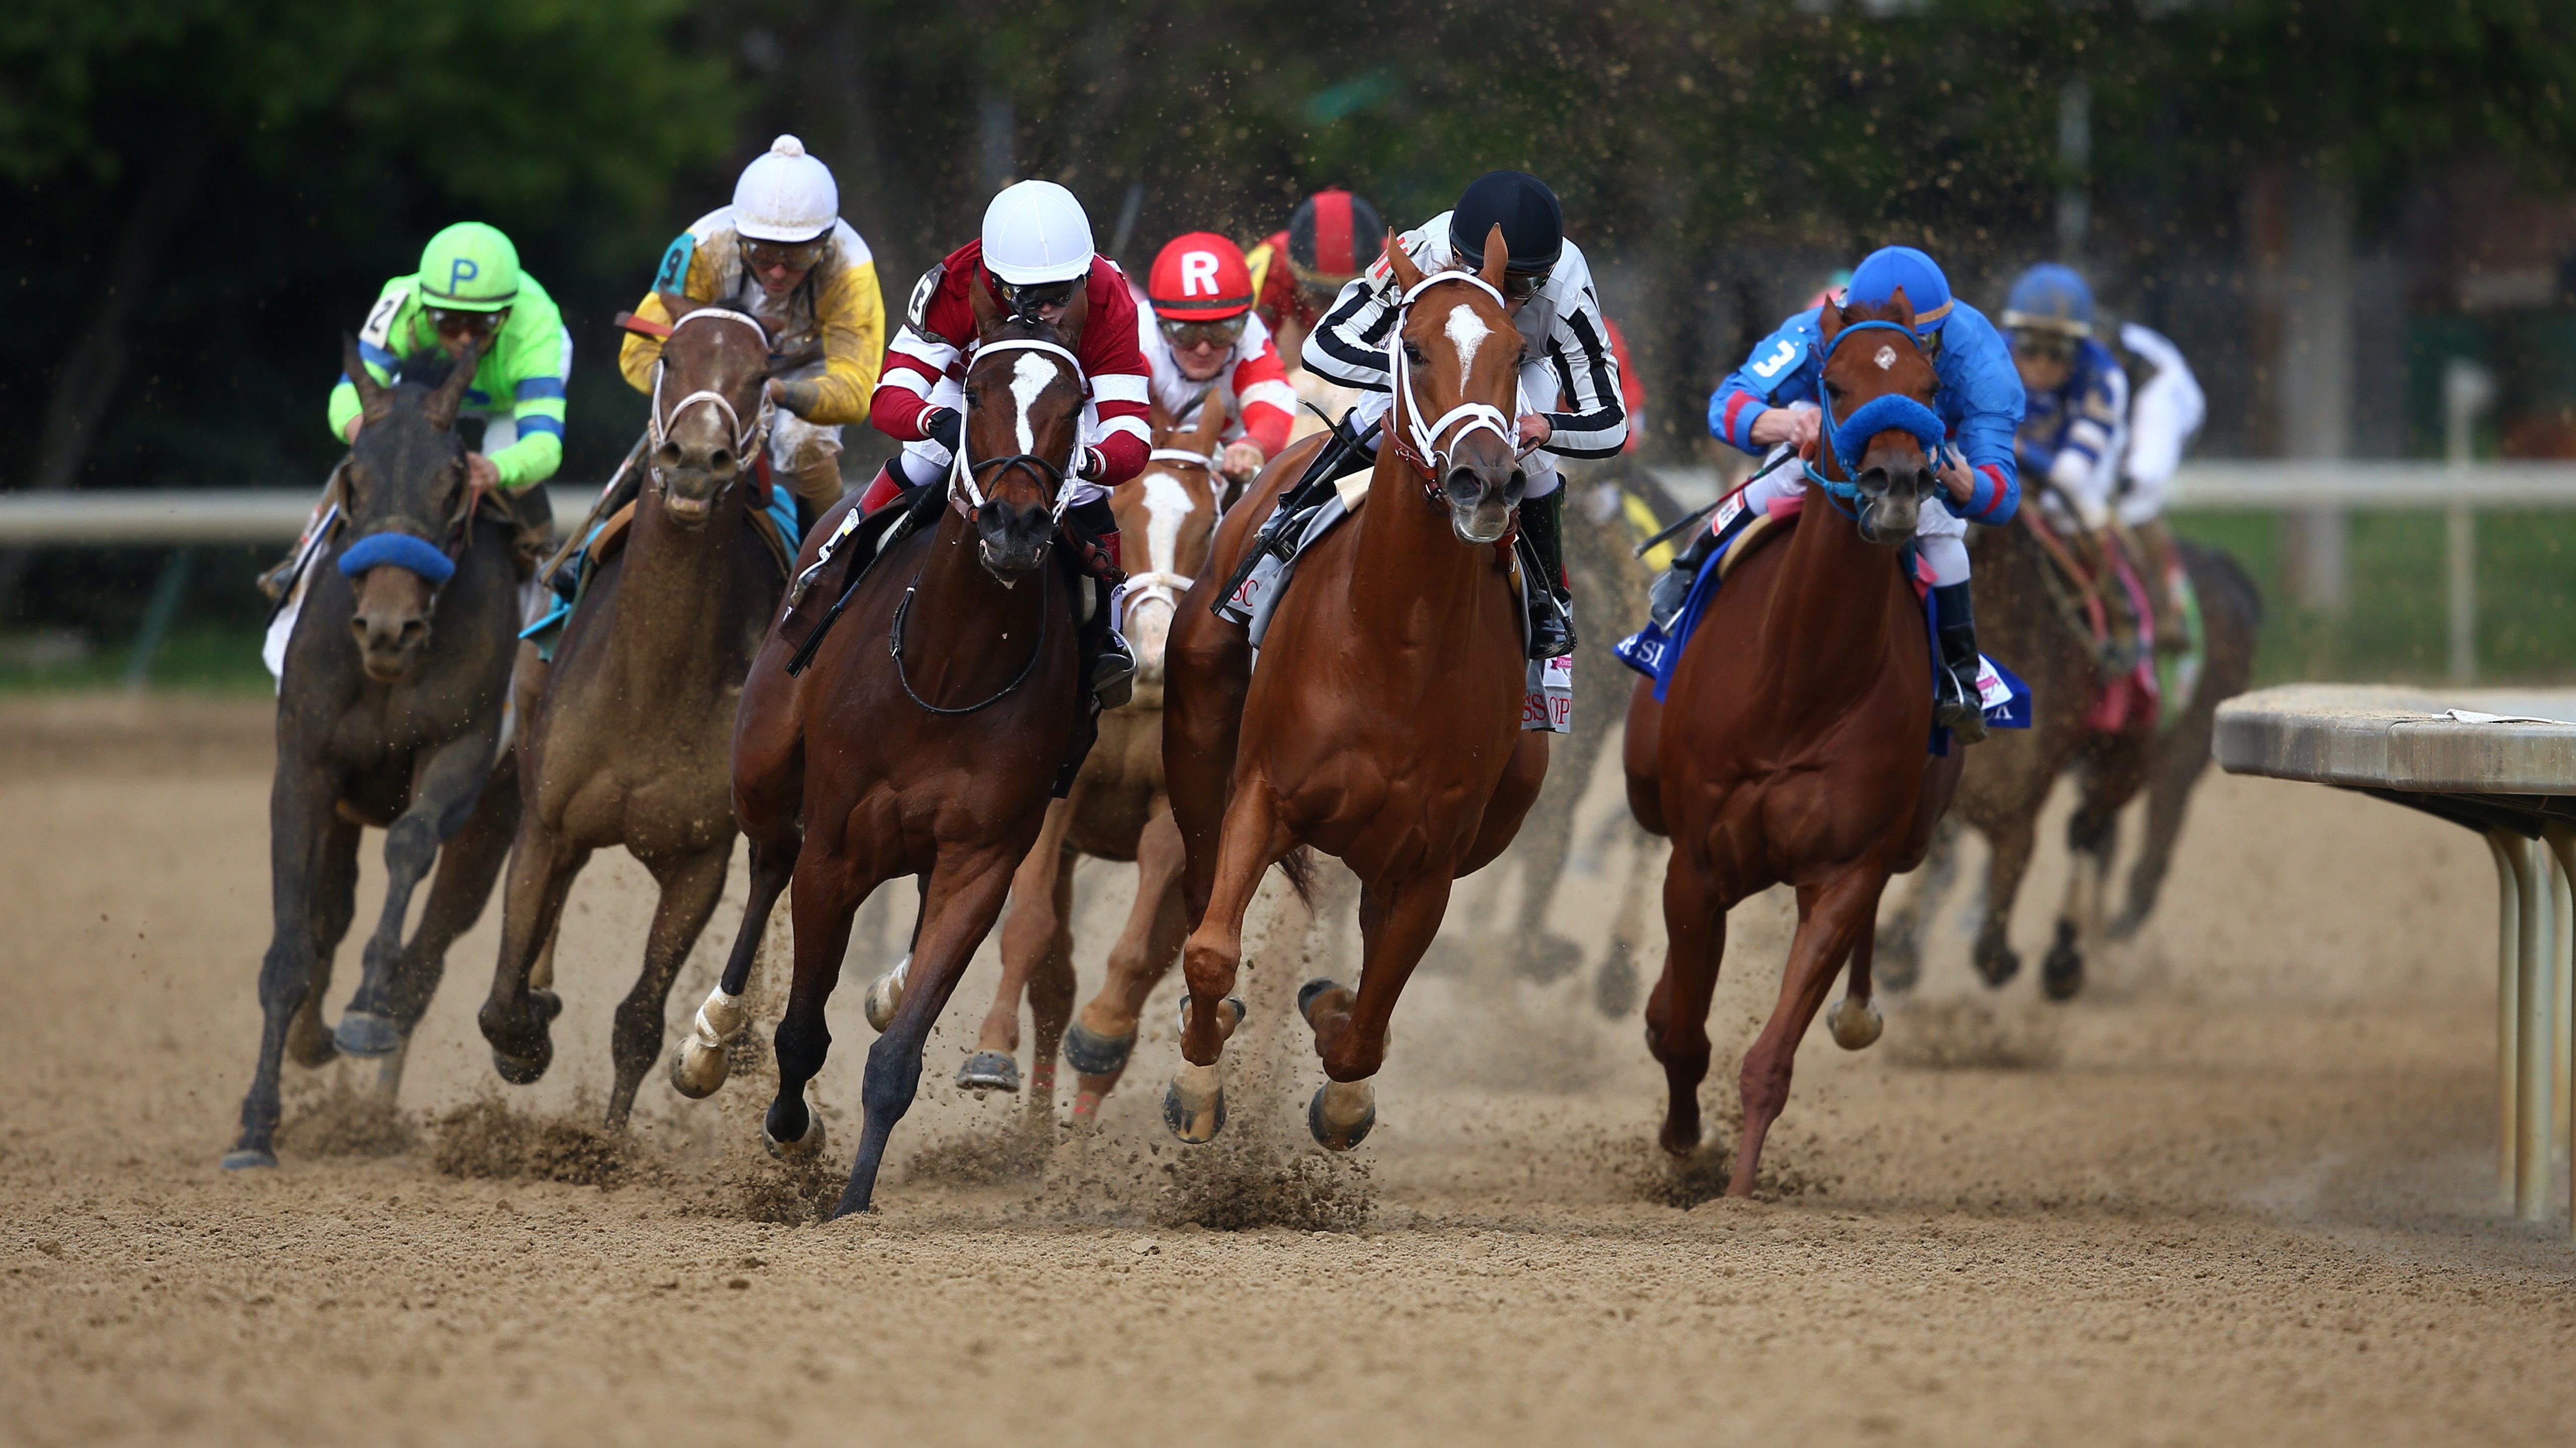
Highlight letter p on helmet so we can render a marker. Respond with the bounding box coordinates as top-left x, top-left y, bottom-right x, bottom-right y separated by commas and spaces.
450, 257, 480, 293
